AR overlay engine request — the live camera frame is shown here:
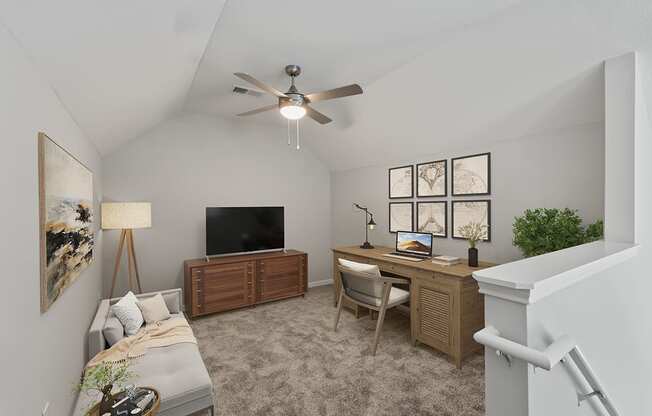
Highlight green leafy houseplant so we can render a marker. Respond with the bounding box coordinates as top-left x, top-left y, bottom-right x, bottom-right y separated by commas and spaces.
75, 361, 134, 414
512, 208, 604, 257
